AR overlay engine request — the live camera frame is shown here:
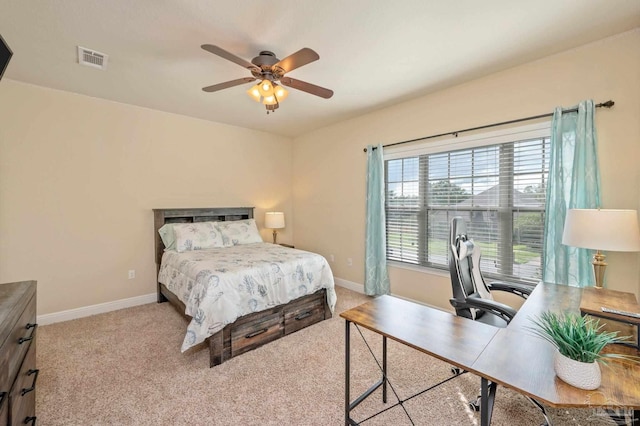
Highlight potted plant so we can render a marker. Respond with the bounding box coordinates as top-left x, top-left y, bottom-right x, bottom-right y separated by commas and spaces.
528, 311, 634, 390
